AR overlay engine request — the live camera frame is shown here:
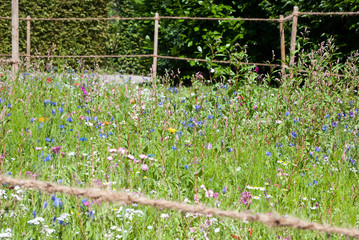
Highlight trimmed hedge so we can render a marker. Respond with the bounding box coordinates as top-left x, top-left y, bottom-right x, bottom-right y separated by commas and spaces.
0, 0, 109, 67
